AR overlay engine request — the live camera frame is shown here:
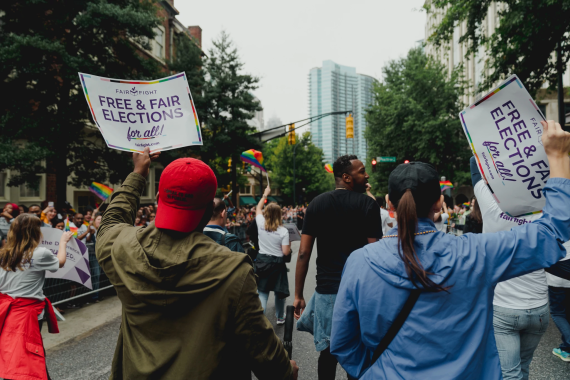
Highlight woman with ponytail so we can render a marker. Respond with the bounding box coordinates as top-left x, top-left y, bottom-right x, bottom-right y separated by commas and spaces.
330, 120, 570, 379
